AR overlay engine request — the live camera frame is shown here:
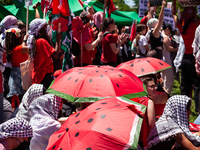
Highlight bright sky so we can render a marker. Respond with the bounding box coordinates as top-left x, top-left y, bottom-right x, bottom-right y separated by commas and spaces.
124, 0, 135, 6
